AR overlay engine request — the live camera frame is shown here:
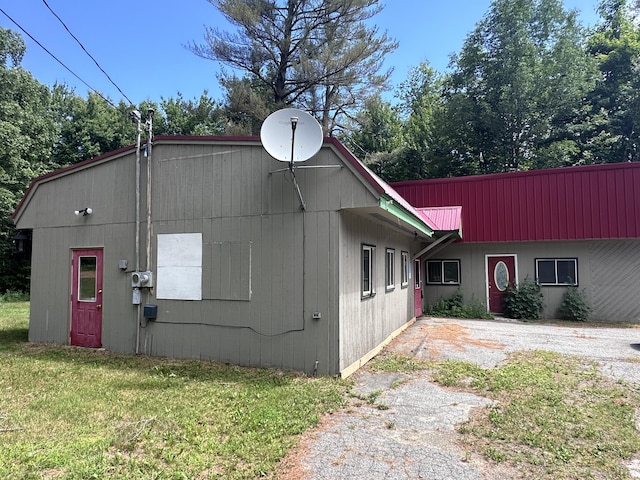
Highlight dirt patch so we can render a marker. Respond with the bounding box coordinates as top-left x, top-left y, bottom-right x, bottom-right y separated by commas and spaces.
276, 412, 342, 479
387, 320, 505, 358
